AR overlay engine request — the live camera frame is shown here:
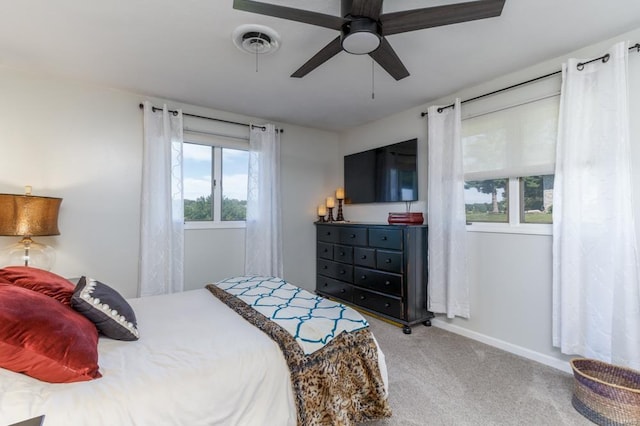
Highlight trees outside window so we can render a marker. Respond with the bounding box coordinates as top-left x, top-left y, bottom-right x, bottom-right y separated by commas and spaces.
183, 142, 248, 223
